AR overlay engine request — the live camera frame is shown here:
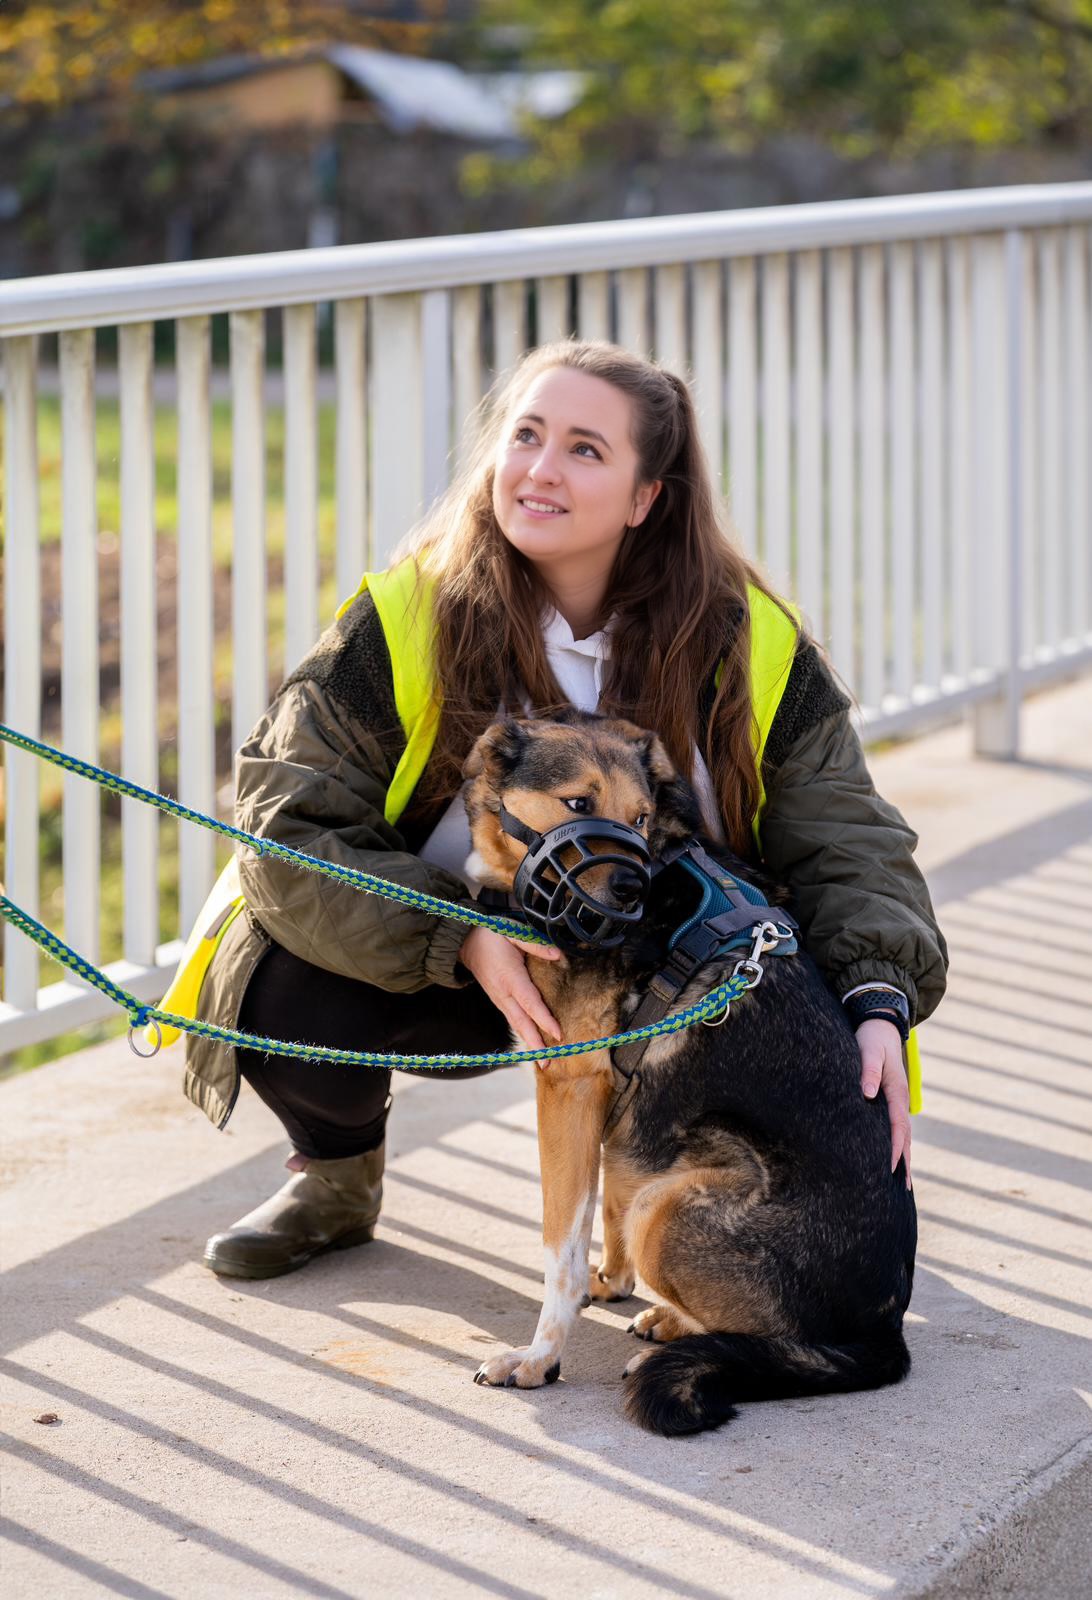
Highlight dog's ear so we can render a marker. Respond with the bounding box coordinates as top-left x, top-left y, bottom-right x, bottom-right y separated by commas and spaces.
625, 729, 705, 851
462, 718, 530, 784
648, 773, 704, 854
630, 729, 676, 788
605, 722, 704, 846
